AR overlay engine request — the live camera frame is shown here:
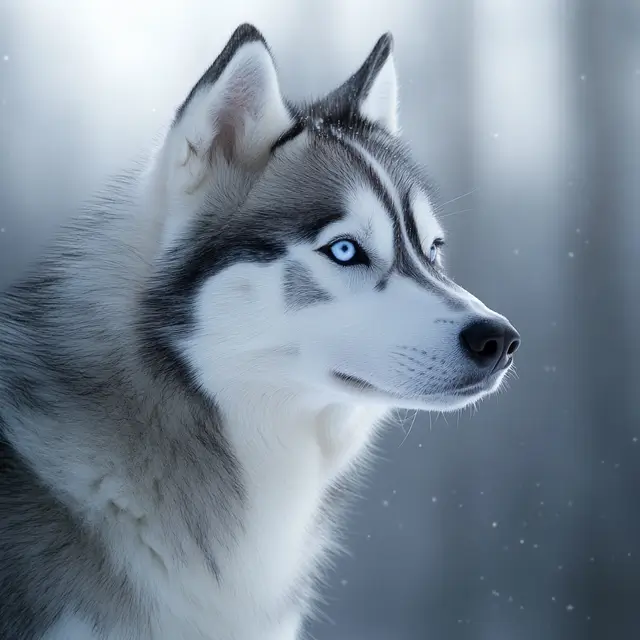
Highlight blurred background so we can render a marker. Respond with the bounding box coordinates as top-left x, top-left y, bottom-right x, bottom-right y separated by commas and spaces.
1, 1, 639, 639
